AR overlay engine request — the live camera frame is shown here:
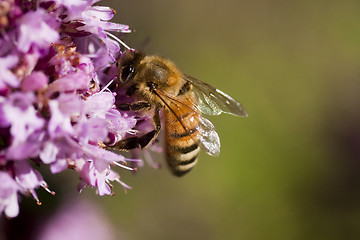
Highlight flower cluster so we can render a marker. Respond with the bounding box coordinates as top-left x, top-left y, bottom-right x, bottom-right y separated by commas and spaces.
0, 0, 138, 218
